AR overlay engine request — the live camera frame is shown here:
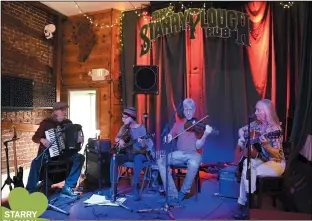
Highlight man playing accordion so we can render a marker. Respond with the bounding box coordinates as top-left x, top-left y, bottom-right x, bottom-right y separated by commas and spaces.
26, 102, 85, 198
